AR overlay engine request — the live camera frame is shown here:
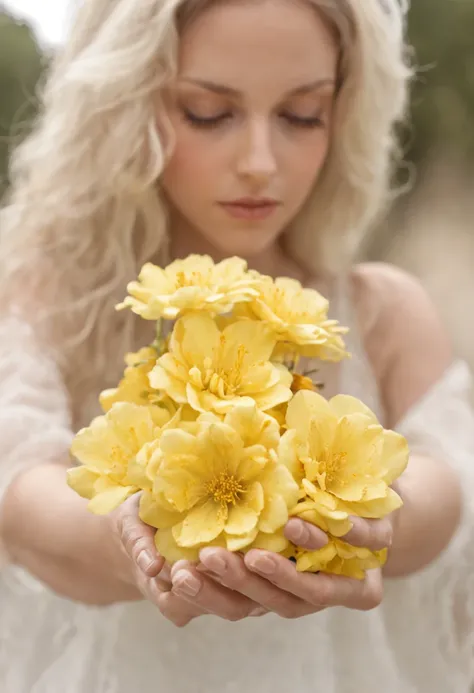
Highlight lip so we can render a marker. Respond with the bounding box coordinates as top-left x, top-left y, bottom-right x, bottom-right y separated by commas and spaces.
219, 198, 280, 221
